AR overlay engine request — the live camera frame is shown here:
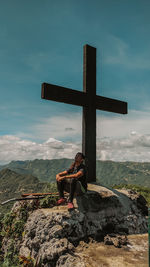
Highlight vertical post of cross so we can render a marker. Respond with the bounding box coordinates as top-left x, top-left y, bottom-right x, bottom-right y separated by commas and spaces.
82, 44, 96, 182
